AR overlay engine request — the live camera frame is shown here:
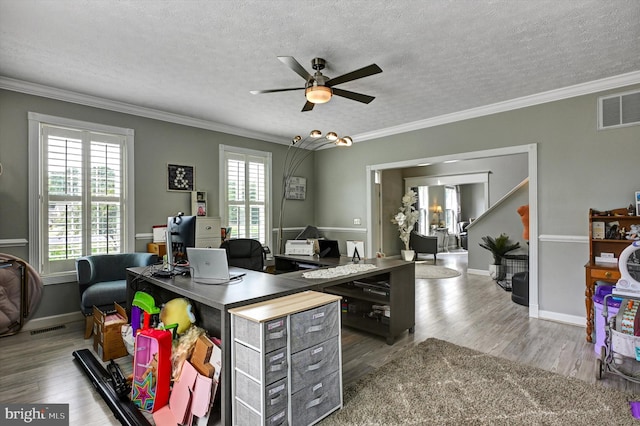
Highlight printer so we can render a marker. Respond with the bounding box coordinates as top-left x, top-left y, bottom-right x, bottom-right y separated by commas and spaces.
284, 240, 316, 256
